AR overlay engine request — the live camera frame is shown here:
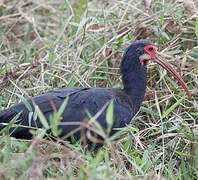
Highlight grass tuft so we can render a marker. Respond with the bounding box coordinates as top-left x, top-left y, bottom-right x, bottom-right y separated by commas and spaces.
0, 0, 197, 179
